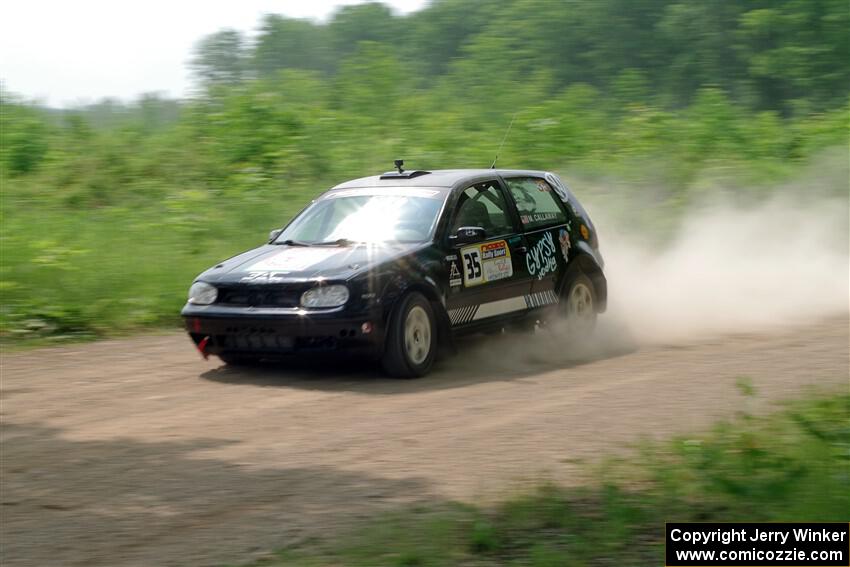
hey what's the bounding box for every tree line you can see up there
[193,0,849,113]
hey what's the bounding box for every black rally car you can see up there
[182,163,606,377]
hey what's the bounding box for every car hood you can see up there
[197,242,427,284]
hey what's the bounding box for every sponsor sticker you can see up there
[460,240,513,287]
[240,271,288,283]
[544,172,570,202]
[327,188,440,199]
[447,256,463,287]
[526,231,558,280]
[521,211,560,224]
[558,228,571,262]
[247,247,339,273]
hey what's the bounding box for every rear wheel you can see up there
[561,272,597,337]
[382,292,437,378]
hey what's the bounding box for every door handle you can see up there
[516,246,528,253]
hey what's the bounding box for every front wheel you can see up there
[382,292,437,378]
[561,272,597,337]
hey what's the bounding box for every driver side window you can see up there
[450,182,513,237]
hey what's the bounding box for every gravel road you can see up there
[2,317,847,566]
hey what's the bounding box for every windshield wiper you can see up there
[275,239,310,246]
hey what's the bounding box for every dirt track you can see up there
[1,317,848,566]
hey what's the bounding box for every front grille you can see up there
[215,327,338,352]
[217,285,300,308]
[219,330,296,351]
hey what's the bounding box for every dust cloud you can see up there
[592,191,849,345]
[450,162,848,375]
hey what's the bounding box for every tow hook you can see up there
[197,336,210,360]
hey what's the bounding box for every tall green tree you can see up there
[254,15,332,75]
[328,3,401,60]
[190,29,249,89]
[736,0,850,111]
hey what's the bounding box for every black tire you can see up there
[218,353,260,366]
[560,271,597,336]
[382,292,437,378]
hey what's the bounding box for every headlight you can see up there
[300,285,349,308]
[188,281,218,305]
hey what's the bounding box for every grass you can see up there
[0,187,311,343]
[245,391,849,566]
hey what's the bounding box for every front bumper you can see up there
[181,304,385,358]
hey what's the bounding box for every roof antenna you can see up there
[394,159,404,174]
[490,113,517,169]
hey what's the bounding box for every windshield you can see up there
[274,188,447,245]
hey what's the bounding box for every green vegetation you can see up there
[247,392,850,566]
[1,0,848,342]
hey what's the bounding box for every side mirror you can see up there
[268,229,282,243]
[449,226,486,246]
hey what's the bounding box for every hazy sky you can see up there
[0,0,427,107]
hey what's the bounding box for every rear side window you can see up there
[505,177,567,230]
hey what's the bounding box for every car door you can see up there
[502,176,574,308]
[443,180,533,328]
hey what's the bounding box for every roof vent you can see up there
[380,170,431,179]
[379,159,431,179]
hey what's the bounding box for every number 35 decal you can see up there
[461,240,513,287]
[463,250,482,283]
